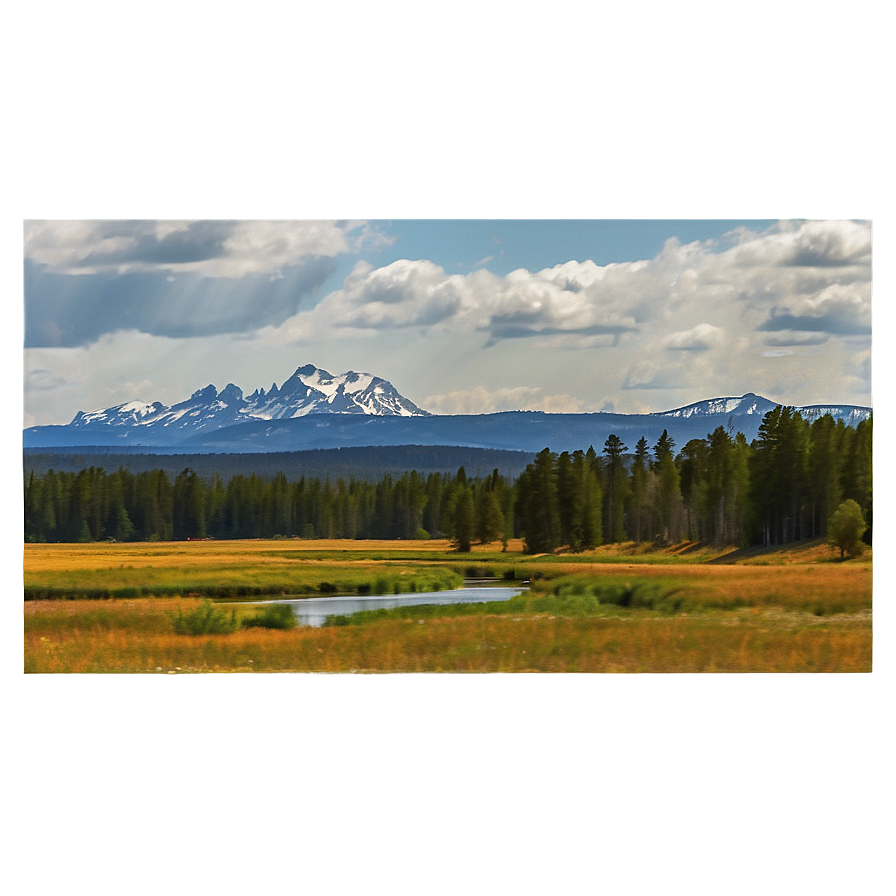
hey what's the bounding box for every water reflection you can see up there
[261,586,523,627]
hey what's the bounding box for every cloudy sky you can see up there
[23,219,872,426]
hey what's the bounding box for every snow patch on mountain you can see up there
[659,393,871,424]
[659,393,777,419]
[71,400,166,427]
[799,405,872,425]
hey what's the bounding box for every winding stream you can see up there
[260,582,524,627]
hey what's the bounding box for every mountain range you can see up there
[65,364,428,434]
[23,363,871,454]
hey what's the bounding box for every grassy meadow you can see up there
[23,538,872,673]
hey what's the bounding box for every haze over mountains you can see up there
[23,363,871,455]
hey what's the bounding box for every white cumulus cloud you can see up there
[662,323,724,351]
[273,220,872,349]
[423,386,595,415]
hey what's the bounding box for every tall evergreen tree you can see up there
[628,437,650,543]
[206,473,227,538]
[476,488,506,545]
[750,407,809,544]
[678,438,708,542]
[453,484,475,552]
[809,415,844,538]
[841,416,872,542]
[652,429,681,542]
[557,451,582,549]
[517,448,560,553]
[602,435,628,543]
[173,468,206,539]
[424,473,444,537]
[576,449,602,549]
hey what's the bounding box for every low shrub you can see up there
[550,577,684,613]
[241,604,297,630]
[813,601,847,617]
[171,600,238,635]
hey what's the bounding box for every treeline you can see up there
[22,444,534,483]
[23,465,514,549]
[516,408,872,551]
[24,407,871,552]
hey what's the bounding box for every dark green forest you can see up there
[24,407,871,552]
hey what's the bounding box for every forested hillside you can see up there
[24,408,871,551]
[22,444,534,483]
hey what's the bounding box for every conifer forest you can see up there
[24,407,871,552]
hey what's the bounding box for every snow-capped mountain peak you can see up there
[659,393,779,419]
[62,364,429,439]
[70,400,166,427]
[658,392,871,425]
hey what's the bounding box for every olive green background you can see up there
[0,0,896,896]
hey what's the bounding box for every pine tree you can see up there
[557,451,583,549]
[628,437,650,543]
[206,473,227,538]
[841,416,872,543]
[517,448,560,553]
[114,505,136,542]
[173,468,206,539]
[678,437,708,542]
[809,415,844,538]
[750,407,809,544]
[476,488,505,545]
[424,473,444,537]
[602,434,628,543]
[652,429,681,543]
[576,449,602,549]
[706,427,735,544]
[453,484,475,552]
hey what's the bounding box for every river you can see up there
[259,581,524,627]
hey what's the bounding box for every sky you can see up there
[23,218,871,426]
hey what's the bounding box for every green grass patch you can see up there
[24,565,462,600]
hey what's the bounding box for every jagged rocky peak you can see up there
[54,363,430,437]
[218,383,244,403]
[253,363,428,418]
[279,368,320,395]
[190,384,218,402]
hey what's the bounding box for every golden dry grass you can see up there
[23,540,463,597]
[24,598,871,673]
[24,539,405,572]
[23,537,519,574]
[23,538,873,673]
[527,562,872,612]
